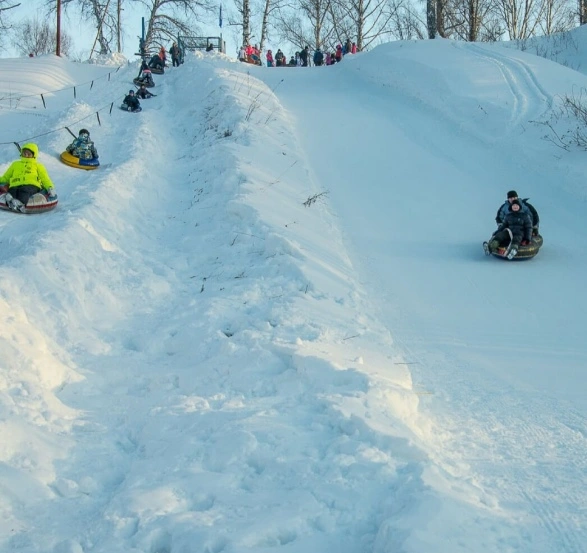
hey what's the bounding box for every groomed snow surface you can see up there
[0,31,586,553]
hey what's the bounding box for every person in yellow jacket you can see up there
[0,143,56,212]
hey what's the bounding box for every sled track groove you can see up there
[464,43,553,132]
[519,485,585,553]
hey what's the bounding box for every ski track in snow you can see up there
[462,43,553,132]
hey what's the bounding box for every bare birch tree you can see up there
[332,0,401,50]
[12,18,73,56]
[447,0,500,40]
[259,0,271,50]
[0,1,21,47]
[230,0,252,48]
[138,0,211,53]
[495,0,543,38]
[387,0,426,40]
[49,0,213,56]
[539,0,575,34]
[258,0,290,52]
[274,0,334,51]
[88,0,117,54]
[436,0,448,36]
[40,0,116,55]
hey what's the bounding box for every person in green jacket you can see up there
[0,143,55,212]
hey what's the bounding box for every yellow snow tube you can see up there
[60,151,100,170]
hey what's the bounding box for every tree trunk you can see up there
[427,0,436,38]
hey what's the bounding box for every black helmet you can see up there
[79,128,89,136]
[129,89,135,94]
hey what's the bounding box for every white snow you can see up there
[1,31,586,553]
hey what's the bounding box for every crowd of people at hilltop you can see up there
[239,38,358,68]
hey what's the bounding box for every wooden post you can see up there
[117,0,122,53]
[56,0,61,56]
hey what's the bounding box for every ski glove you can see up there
[46,188,56,198]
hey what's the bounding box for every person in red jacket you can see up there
[266,49,274,67]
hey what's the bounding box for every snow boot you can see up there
[5,192,25,212]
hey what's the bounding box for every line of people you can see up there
[122,84,155,112]
[265,40,358,68]
[143,42,183,74]
[2,41,182,214]
[238,44,262,65]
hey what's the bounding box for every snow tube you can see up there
[60,151,100,170]
[133,77,154,88]
[0,185,58,214]
[120,104,142,113]
[490,234,543,260]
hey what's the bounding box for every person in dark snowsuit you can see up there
[135,84,154,99]
[344,38,352,55]
[313,48,324,66]
[148,54,164,71]
[170,42,181,66]
[488,199,533,258]
[137,59,149,78]
[136,68,154,87]
[299,46,309,67]
[122,90,141,111]
[496,190,540,234]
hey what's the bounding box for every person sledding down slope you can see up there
[122,89,141,112]
[484,199,533,260]
[148,50,165,73]
[134,68,154,88]
[0,143,57,213]
[496,190,540,236]
[135,84,155,99]
[66,129,99,160]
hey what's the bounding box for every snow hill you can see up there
[0,33,586,553]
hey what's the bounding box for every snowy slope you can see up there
[0,39,586,553]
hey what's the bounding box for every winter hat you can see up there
[509,199,522,211]
[20,142,38,158]
[507,190,518,199]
